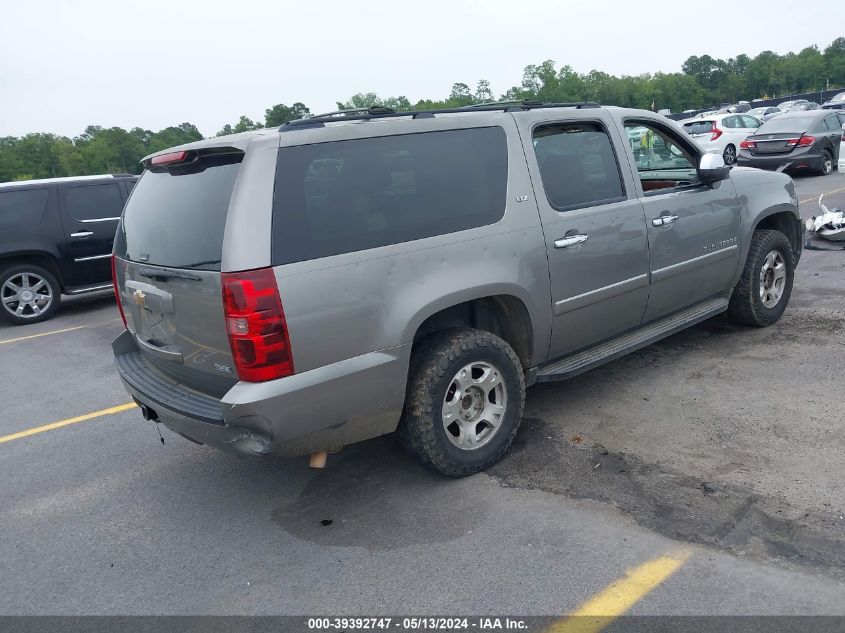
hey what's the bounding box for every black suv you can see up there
[0,174,136,324]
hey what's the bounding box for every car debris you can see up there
[806,195,845,242]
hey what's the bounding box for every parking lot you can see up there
[1,174,844,618]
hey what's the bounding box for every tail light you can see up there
[740,139,756,149]
[222,268,294,382]
[111,255,127,328]
[786,135,815,147]
[710,123,723,141]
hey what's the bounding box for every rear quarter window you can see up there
[683,121,713,135]
[271,127,508,265]
[0,188,50,229]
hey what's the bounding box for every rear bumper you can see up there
[736,149,825,172]
[113,330,410,457]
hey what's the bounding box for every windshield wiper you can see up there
[180,259,221,269]
[138,268,202,281]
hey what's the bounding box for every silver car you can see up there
[112,102,803,476]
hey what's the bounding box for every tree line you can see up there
[2,38,844,183]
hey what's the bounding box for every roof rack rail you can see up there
[280,101,600,131]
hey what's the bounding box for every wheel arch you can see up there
[0,251,65,290]
[409,291,537,370]
[752,209,803,260]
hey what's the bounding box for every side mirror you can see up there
[699,152,731,184]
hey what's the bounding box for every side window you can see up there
[63,183,124,221]
[623,121,700,194]
[724,116,742,129]
[741,115,761,128]
[532,122,625,211]
[272,127,508,265]
[0,188,50,229]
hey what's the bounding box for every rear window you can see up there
[0,188,49,229]
[114,154,242,270]
[271,127,507,265]
[757,116,816,133]
[683,121,713,135]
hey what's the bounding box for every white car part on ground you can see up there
[805,195,845,242]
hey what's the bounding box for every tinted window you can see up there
[721,116,739,129]
[824,115,842,131]
[683,120,713,135]
[533,122,624,210]
[758,116,816,133]
[64,183,124,221]
[0,188,49,229]
[114,154,242,270]
[271,127,507,264]
[741,115,761,128]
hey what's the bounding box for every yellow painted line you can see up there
[0,403,137,445]
[800,184,845,204]
[0,325,86,345]
[547,548,693,633]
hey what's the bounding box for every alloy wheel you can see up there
[442,361,508,451]
[759,250,786,309]
[1,272,54,320]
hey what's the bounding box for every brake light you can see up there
[111,255,127,328]
[796,135,815,147]
[150,151,189,166]
[710,123,723,141]
[222,268,294,382]
[740,139,756,149]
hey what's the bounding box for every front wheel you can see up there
[723,144,737,165]
[0,264,61,325]
[398,328,526,476]
[727,229,794,327]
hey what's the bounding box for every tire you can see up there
[819,150,833,175]
[0,264,61,325]
[398,328,526,477]
[727,229,794,327]
[723,144,737,165]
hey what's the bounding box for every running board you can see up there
[65,283,113,295]
[535,297,729,383]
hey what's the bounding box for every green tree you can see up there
[265,102,311,126]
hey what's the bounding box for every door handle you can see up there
[652,214,679,227]
[70,231,94,238]
[554,234,589,248]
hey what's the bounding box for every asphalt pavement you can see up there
[1,172,844,618]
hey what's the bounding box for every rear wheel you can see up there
[0,264,61,325]
[398,328,525,476]
[727,229,794,327]
[723,144,737,165]
[820,150,833,175]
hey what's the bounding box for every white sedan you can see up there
[679,113,762,165]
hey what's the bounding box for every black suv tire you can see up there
[0,263,61,325]
[727,229,794,327]
[398,328,525,477]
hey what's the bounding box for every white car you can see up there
[839,123,845,172]
[679,113,762,165]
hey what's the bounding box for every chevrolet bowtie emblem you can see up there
[132,288,146,307]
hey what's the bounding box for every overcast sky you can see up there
[1,0,839,138]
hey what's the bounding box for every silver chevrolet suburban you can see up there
[112,102,802,476]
